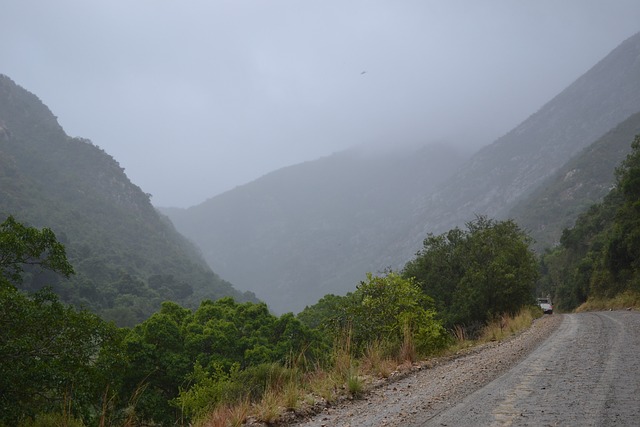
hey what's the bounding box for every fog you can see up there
[2,1,639,207]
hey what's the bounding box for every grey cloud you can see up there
[2,1,639,206]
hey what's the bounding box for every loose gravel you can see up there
[288,314,562,427]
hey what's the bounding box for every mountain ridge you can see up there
[163,143,467,313]
[0,74,256,325]
[391,30,640,263]
[165,31,640,314]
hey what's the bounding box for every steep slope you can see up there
[393,31,640,261]
[163,144,466,313]
[167,31,640,314]
[0,75,255,325]
[509,111,640,251]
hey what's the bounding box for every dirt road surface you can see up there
[292,311,640,427]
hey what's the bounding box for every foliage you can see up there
[0,215,74,287]
[348,272,448,355]
[540,135,640,311]
[0,284,122,426]
[299,272,449,358]
[403,216,539,329]
[118,298,322,425]
[0,216,320,426]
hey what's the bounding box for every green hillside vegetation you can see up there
[2,213,540,426]
[402,216,538,332]
[510,111,640,251]
[539,135,640,311]
[0,75,256,325]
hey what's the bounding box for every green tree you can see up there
[404,216,538,329]
[0,215,74,288]
[0,217,121,426]
[605,135,640,287]
[540,136,640,310]
[452,217,538,325]
[402,228,466,317]
[326,272,449,356]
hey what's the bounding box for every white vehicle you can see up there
[537,297,553,314]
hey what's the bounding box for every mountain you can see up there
[509,111,640,251]
[165,31,640,314]
[162,144,467,313]
[391,31,640,261]
[0,74,256,326]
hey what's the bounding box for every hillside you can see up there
[391,31,640,261]
[0,74,256,325]
[509,111,640,251]
[165,31,640,314]
[163,144,466,313]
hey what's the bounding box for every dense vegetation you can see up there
[539,135,640,311]
[0,216,321,426]
[2,212,541,426]
[402,216,539,332]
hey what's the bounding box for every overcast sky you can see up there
[2,1,640,207]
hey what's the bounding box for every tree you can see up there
[344,271,446,354]
[0,215,74,288]
[404,216,539,329]
[606,135,640,285]
[452,217,539,325]
[540,136,640,310]
[0,216,121,425]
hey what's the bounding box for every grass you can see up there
[347,371,364,397]
[193,399,250,427]
[575,290,640,312]
[192,307,544,425]
[361,341,396,378]
[254,388,281,424]
[477,306,541,343]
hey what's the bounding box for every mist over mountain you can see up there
[165,31,640,314]
[0,75,256,325]
[390,31,640,263]
[162,143,467,313]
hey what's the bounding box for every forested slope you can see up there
[0,74,256,325]
[539,135,640,311]
[509,111,640,251]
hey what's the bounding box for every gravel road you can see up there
[292,311,640,426]
[424,311,640,426]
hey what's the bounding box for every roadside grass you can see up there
[192,306,543,425]
[477,306,542,343]
[575,290,640,312]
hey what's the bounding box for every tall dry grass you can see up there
[478,307,539,343]
[575,290,640,312]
